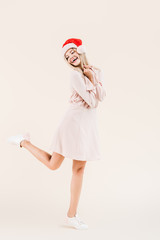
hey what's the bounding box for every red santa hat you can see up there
[62,38,86,56]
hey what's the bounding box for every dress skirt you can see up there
[49,103,102,161]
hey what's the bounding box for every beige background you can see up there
[0,0,160,239]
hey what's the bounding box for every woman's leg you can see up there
[20,140,64,170]
[67,159,87,217]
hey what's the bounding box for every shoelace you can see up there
[75,214,86,225]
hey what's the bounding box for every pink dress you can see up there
[49,67,107,161]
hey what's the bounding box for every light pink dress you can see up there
[49,67,107,161]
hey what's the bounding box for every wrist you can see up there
[89,74,95,82]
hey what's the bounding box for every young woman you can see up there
[7,38,107,230]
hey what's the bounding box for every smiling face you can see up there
[64,48,81,67]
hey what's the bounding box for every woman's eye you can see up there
[66,50,74,60]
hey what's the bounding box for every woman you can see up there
[7,38,107,230]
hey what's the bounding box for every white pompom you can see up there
[77,45,86,54]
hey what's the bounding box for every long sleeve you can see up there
[70,70,98,108]
[92,69,107,101]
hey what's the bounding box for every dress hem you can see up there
[49,148,102,161]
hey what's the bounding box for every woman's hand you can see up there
[83,64,95,84]
[83,64,93,70]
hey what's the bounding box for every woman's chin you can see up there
[71,63,80,67]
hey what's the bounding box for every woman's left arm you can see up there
[93,69,107,102]
[83,64,107,102]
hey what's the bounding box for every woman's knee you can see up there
[49,164,59,170]
[72,160,87,174]
[49,152,65,170]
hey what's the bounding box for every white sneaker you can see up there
[66,213,88,230]
[7,132,31,148]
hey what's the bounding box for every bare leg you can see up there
[20,140,64,170]
[67,160,87,217]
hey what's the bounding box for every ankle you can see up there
[20,139,30,148]
[67,211,76,218]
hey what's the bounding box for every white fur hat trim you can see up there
[62,43,86,56]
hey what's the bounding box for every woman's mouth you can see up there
[71,57,78,63]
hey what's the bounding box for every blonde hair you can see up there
[63,47,100,78]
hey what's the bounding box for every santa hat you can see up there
[62,38,86,56]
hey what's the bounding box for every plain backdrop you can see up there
[0,0,160,239]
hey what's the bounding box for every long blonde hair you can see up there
[63,47,100,78]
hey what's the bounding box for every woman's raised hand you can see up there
[83,64,93,70]
[83,64,94,82]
